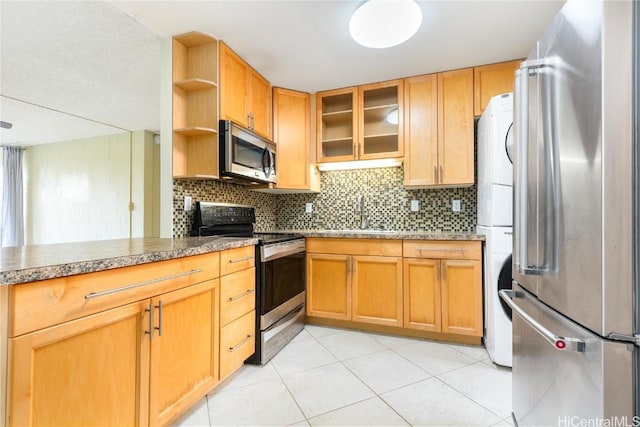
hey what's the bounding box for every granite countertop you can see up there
[0,236,258,286]
[270,229,486,241]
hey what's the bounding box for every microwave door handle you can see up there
[268,150,275,177]
[261,147,270,177]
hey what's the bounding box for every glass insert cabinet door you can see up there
[358,80,403,160]
[316,81,403,163]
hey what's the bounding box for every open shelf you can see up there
[174,127,217,136]
[172,31,219,178]
[174,78,217,91]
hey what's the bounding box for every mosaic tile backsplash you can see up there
[173,167,477,237]
[173,180,277,238]
[276,166,476,232]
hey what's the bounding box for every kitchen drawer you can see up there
[220,267,256,326]
[403,241,481,260]
[220,310,256,379]
[306,238,402,257]
[220,246,255,276]
[10,252,220,337]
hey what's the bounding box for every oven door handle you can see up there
[261,241,306,262]
[264,304,305,342]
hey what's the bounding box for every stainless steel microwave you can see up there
[219,120,276,184]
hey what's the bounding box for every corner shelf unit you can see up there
[172,32,219,179]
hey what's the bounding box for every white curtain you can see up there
[1,145,25,246]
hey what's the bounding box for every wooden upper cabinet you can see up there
[273,87,313,190]
[473,59,522,116]
[358,80,403,160]
[316,80,403,163]
[437,68,474,186]
[248,69,272,138]
[220,42,248,126]
[403,74,438,187]
[404,68,474,188]
[316,87,358,162]
[219,42,272,139]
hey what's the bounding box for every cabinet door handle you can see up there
[84,269,203,300]
[440,165,443,183]
[145,303,154,341]
[155,300,163,337]
[443,263,447,282]
[229,334,253,353]
[229,289,255,302]
[433,166,437,183]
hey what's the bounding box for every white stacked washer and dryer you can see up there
[477,93,513,368]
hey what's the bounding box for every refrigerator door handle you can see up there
[500,289,586,352]
[514,67,532,275]
[514,59,555,276]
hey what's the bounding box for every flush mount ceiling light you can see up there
[349,0,423,49]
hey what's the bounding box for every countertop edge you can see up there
[1,237,258,287]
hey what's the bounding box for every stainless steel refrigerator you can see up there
[499,0,640,424]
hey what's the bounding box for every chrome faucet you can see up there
[356,195,369,229]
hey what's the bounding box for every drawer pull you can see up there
[416,248,465,253]
[229,334,253,353]
[229,289,255,302]
[84,269,203,300]
[229,256,253,264]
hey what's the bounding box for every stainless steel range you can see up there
[191,202,306,364]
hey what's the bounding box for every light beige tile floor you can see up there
[172,325,513,427]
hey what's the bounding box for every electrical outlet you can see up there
[305,202,313,213]
[184,196,192,212]
[452,199,461,212]
[410,200,420,212]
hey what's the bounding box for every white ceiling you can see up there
[0,0,564,146]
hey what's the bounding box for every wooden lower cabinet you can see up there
[149,280,220,426]
[440,259,482,336]
[220,310,256,379]
[9,280,221,427]
[306,253,350,320]
[306,239,403,327]
[9,301,150,426]
[307,238,483,342]
[5,250,238,427]
[403,241,483,337]
[403,258,441,332]
[352,256,403,327]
